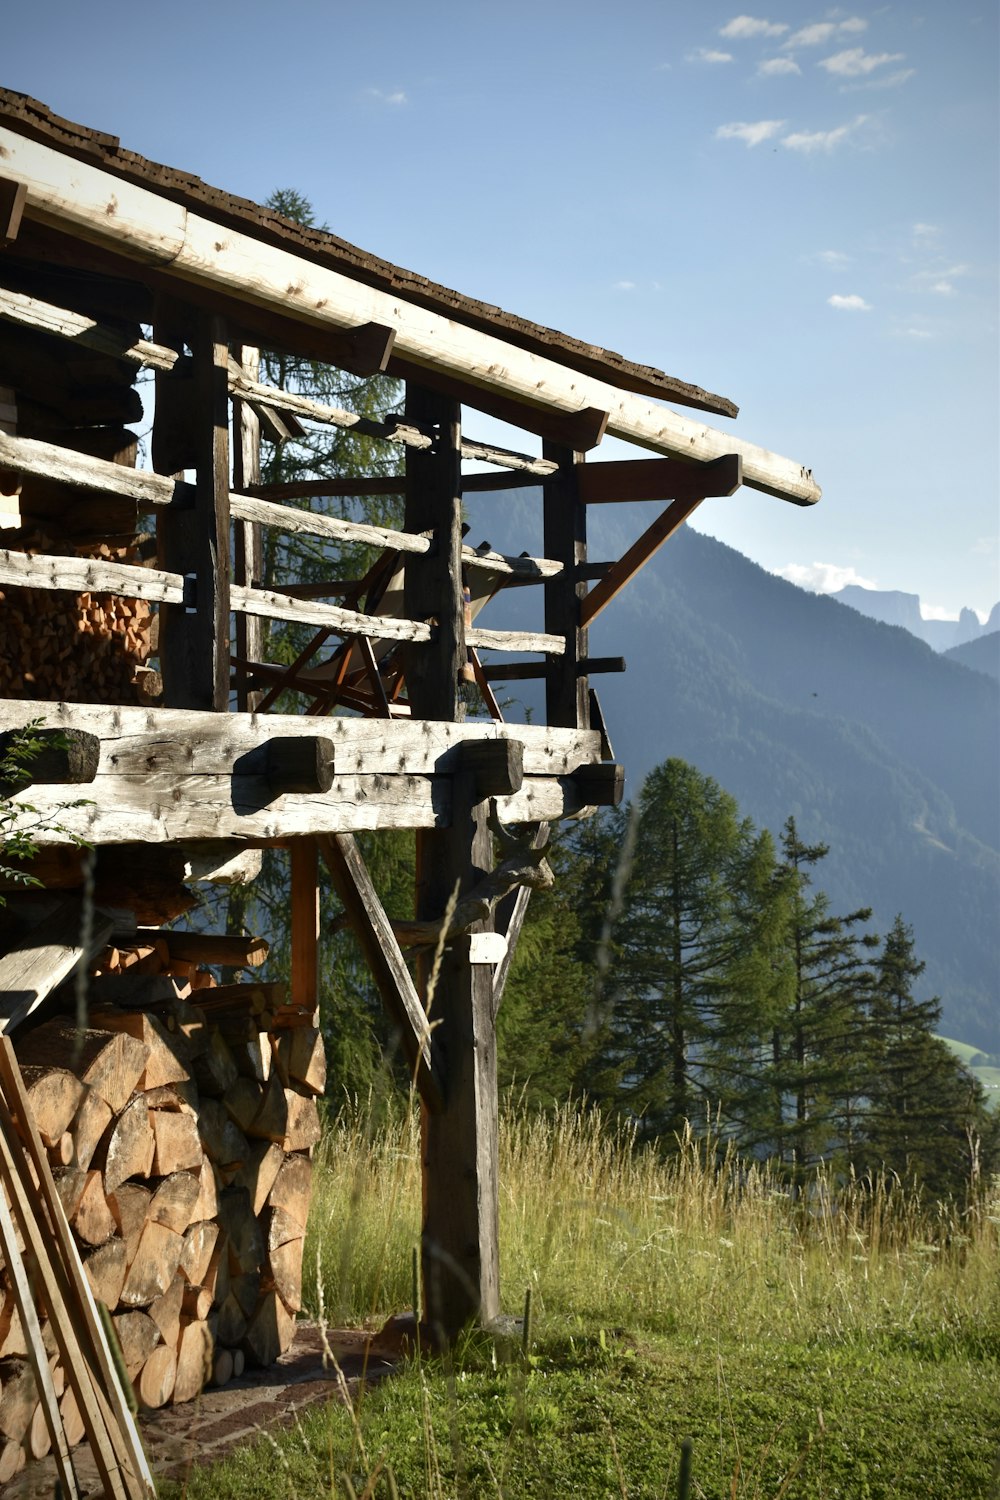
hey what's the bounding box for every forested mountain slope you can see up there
[476,504,998,1052]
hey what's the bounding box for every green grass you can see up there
[164,1102,1000,1499]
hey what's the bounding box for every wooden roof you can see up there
[0,90,735,418]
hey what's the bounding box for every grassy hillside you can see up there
[163,1103,1000,1499]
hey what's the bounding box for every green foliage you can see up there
[0,720,92,903]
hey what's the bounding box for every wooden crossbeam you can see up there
[580,493,708,626]
[491,822,550,1018]
[317,833,444,1111]
[576,452,743,505]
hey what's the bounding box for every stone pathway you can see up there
[5,1323,399,1498]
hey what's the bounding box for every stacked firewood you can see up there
[0,530,156,704]
[0,931,324,1464]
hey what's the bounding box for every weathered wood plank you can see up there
[318,833,443,1111]
[231,582,432,641]
[0,430,190,509]
[0,127,821,505]
[0,545,184,602]
[0,285,179,368]
[0,701,603,776]
[230,490,430,556]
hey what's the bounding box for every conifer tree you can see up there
[861,915,996,1198]
[768,818,878,1175]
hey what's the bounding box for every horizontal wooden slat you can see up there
[6,771,595,842]
[228,490,431,556]
[460,440,557,476]
[230,583,432,641]
[0,285,180,368]
[0,546,184,602]
[465,625,565,655]
[0,700,602,777]
[0,430,191,509]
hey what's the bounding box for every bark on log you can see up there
[98,1095,153,1194]
[112,1310,161,1379]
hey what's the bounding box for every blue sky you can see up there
[5,1,998,618]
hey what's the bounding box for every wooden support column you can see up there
[543,443,589,730]
[233,344,263,711]
[404,384,500,1340]
[154,300,231,710]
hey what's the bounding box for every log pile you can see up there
[0,530,157,704]
[0,928,324,1464]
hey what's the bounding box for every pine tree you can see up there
[768,818,878,1176]
[597,761,775,1144]
[861,915,996,1198]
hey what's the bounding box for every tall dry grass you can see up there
[303,1096,999,1350]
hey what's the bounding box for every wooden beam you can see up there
[543,443,589,729]
[1,125,820,504]
[0,546,185,602]
[317,833,443,1111]
[156,305,231,710]
[0,430,193,509]
[0,701,603,776]
[479,655,624,682]
[398,362,610,453]
[575,452,743,505]
[233,344,264,712]
[0,284,179,367]
[580,493,706,627]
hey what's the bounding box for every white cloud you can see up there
[971,536,997,556]
[783,17,867,48]
[720,15,788,39]
[613,280,637,292]
[715,118,786,147]
[921,602,960,622]
[783,116,866,152]
[814,249,851,268]
[775,562,878,594]
[903,327,933,338]
[366,87,407,105]
[913,222,939,240]
[758,56,801,76]
[828,293,871,310]
[930,280,956,296]
[841,67,915,91]
[820,47,905,77]
[688,47,735,63]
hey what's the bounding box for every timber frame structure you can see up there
[0,92,820,1350]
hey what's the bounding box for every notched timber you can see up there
[576,452,742,504]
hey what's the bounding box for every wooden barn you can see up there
[0,90,819,1491]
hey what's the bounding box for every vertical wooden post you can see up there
[290,839,320,1022]
[543,443,589,729]
[233,345,263,712]
[404,384,500,1340]
[154,301,231,710]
